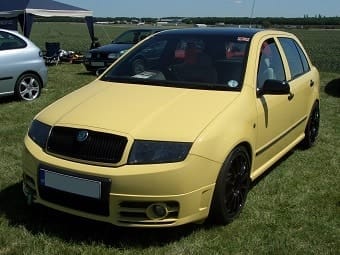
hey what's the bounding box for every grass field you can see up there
[0,23,339,255]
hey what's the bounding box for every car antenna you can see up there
[249,0,256,28]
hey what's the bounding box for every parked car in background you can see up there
[83,28,163,72]
[23,28,320,228]
[0,29,47,101]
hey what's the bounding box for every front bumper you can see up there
[22,135,221,227]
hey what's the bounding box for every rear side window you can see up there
[279,37,310,79]
[0,31,27,50]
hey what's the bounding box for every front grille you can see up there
[47,126,127,164]
[92,52,108,60]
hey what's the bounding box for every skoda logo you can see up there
[76,130,89,142]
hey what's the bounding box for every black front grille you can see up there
[92,52,108,60]
[47,127,127,164]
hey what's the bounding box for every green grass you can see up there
[0,23,339,254]
[290,29,340,73]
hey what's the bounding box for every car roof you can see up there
[0,28,29,41]
[0,28,21,35]
[156,27,263,38]
[122,28,164,33]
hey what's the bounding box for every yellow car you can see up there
[22,28,320,227]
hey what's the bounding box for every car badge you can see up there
[76,130,89,142]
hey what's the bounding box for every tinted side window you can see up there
[0,31,26,50]
[257,38,286,89]
[279,37,309,79]
[295,41,310,72]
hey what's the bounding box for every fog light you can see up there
[153,204,166,217]
[146,203,168,219]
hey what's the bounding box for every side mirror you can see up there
[258,79,290,97]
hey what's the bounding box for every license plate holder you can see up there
[91,61,105,67]
[39,168,102,199]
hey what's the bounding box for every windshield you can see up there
[113,30,155,44]
[102,32,250,91]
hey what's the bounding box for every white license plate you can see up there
[39,169,101,199]
[91,61,105,67]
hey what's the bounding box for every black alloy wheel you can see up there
[301,102,320,149]
[209,145,251,225]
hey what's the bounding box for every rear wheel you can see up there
[209,146,251,225]
[301,102,320,149]
[15,73,42,101]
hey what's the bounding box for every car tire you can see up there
[15,73,42,101]
[301,102,320,149]
[209,145,251,225]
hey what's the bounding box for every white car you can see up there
[0,29,47,101]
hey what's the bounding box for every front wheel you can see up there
[209,146,251,225]
[15,73,42,101]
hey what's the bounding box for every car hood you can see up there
[91,43,133,53]
[37,81,239,141]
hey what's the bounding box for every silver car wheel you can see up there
[15,73,41,101]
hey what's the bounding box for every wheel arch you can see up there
[237,141,253,166]
[208,142,252,225]
[218,141,253,178]
[205,141,253,187]
[304,99,320,130]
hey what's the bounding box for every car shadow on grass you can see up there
[0,182,200,247]
[77,71,96,76]
[250,149,295,188]
[0,151,299,247]
[0,95,17,104]
[324,78,340,97]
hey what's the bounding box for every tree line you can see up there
[35,16,340,27]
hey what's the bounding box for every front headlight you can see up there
[128,140,192,164]
[28,119,51,149]
[107,52,120,59]
[108,50,126,59]
[119,49,128,55]
[85,52,91,58]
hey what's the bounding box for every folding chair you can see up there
[44,42,61,65]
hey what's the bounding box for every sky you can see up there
[57,0,340,18]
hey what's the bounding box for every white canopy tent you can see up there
[0,0,94,39]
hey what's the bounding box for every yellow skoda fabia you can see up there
[22,28,320,227]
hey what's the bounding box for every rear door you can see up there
[277,36,315,134]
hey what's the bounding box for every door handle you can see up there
[310,80,314,87]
